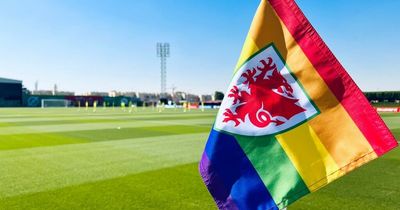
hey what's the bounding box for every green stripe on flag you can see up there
[234,134,310,208]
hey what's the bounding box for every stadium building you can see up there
[0,77,23,107]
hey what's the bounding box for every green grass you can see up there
[370,102,400,107]
[0,124,210,150]
[0,108,398,210]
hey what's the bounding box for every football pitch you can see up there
[0,108,398,210]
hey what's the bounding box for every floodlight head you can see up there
[156,42,170,57]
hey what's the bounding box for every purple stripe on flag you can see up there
[199,129,278,210]
[200,152,239,209]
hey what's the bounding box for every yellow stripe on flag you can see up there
[235,34,259,71]
[276,123,342,192]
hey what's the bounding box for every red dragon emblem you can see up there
[223,56,306,128]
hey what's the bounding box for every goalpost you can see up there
[41,99,70,108]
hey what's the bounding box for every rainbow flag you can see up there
[199,0,398,209]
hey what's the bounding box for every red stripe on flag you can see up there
[268,0,397,155]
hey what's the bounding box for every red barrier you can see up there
[375,107,400,112]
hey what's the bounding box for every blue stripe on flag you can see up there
[200,129,278,210]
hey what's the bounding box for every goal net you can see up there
[41,99,70,108]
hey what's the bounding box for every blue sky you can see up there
[0,0,399,94]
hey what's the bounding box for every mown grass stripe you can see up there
[0,118,213,135]
[391,128,400,142]
[0,133,208,198]
[0,163,216,210]
[0,114,214,127]
[0,124,211,150]
[0,113,216,123]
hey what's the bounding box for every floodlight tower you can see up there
[157,42,170,98]
[53,83,58,95]
[34,80,38,94]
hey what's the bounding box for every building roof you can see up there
[0,77,22,84]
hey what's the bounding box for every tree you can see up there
[214,91,224,101]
